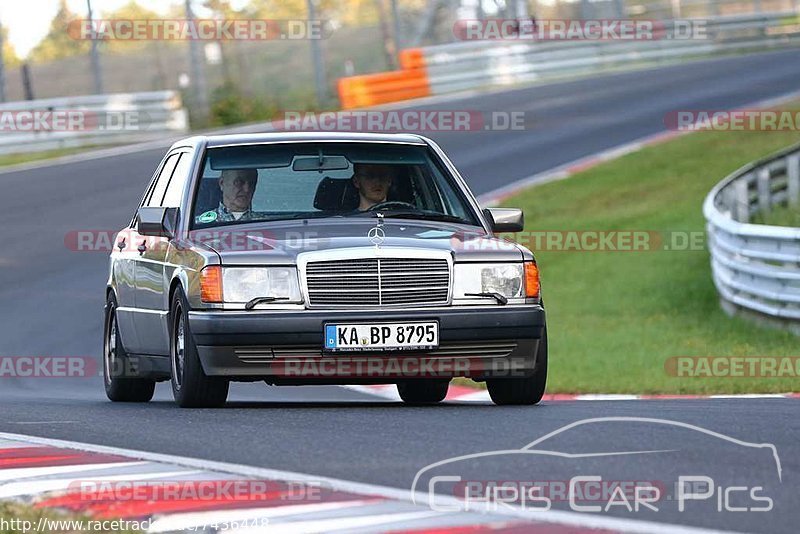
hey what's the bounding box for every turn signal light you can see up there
[524,261,540,298]
[200,266,223,303]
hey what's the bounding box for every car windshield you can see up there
[190,142,481,228]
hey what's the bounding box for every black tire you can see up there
[487,326,548,406]
[170,290,229,408]
[103,293,156,402]
[397,379,449,404]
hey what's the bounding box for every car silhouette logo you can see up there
[368,226,385,245]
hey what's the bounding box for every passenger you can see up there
[197,168,259,223]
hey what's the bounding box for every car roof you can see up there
[170,132,429,151]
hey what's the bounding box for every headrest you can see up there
[313,177,359,211]
[196,178,222,214]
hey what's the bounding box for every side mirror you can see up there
[483,208,524,233]
[137,207,179,238]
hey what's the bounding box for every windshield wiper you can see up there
[245,296,289,310]
[377,211,473,225]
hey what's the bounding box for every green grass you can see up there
[482,126,800,394]
[0,502,142,533]
[752,203,800,227]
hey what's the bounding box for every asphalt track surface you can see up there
[1,49,799,532]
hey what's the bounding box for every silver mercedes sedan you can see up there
[104,132,547,407]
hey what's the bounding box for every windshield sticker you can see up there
[197,210,218,223]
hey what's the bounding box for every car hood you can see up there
[188,219,525,264]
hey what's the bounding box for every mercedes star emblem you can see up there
[368,226,385,246]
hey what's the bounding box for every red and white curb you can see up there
[0,433,552,533]
[0,432,740,534]
[343,385,800,403]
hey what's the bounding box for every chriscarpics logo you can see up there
[411,417,780,516]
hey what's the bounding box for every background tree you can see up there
[29,0,89,63]
[102,1,162,54]
[2,26,20,68]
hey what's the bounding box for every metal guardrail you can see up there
[338,11,800,108]
[0,90,188,155]
[703,143,800,328]
[421,12,800,95]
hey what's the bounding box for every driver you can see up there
[352,163,397,211]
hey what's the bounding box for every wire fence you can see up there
[2,0,796,128]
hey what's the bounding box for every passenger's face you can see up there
[353,166,393,206]
[219,171,256,212]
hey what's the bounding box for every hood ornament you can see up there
[368,213,385,247]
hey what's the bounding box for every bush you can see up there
[209,83,278,127]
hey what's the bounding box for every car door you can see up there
[112,222,141,354]
[134,150,192,355]
[113,152,174,355]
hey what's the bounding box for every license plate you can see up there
[324,322,439,352]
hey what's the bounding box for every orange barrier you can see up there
[337,48,430,109]
[398,48,426,70]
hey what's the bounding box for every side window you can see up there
[161,152,192,208]
[145,153,180,207]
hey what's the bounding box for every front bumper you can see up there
[188,305,545,382]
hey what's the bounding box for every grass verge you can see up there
[461,123,800,394]
[752,203,800,227]
[0,146,115,168]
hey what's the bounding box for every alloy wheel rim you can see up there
[172,307,185,390]
[104,308,116,386]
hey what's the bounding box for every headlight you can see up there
[220,267,302,303]
[453,263,524,300]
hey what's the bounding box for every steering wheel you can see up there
[367,200,417,212]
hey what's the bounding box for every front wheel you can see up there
[397,379,449,404]
[103,293,155,402]
[170,290,229,408]
[487,327,548,406]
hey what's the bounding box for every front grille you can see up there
[305,257,450,307]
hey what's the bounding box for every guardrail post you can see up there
[307,0,329,106]
[0,20,6,102]
[788,154,800,207]
[21,63,34,101]
[757,168,772,215]
[86,0,104,94]
[734,178,750,222]
[185,0,209,125]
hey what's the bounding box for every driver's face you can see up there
[353,165,393,207]
[219,170,257,212]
